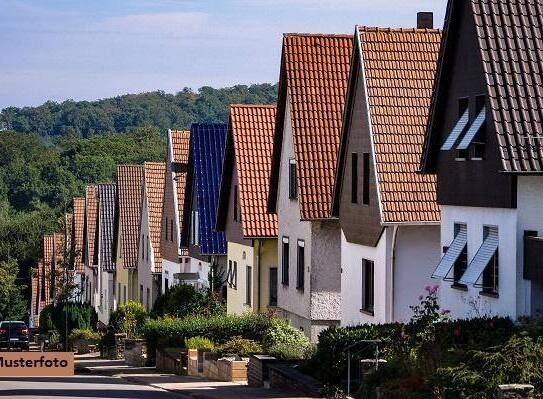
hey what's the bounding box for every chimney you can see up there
[417,12,434,29]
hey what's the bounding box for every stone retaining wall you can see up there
[124,339,147,367]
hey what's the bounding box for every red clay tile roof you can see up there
[170,130,190,256]
[85,185,98,266]
[144,162,166,273]
[117,165,144,269]
[42,235,54,304]
[360,27,441,223]
[231,104,278,237]
[269,33,353,220]
[31,267,39,322]
[72,198,85,273]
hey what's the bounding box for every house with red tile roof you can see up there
[332,21,441,325]
[268,33,352,341]
[138,162,166,311]
[420,0,543,319]
[72,197,86,302]
[115,164,145,305]
[96,183,117,324]
[217,104,279,314]
[160,130,195,293]
[83,185,99,306]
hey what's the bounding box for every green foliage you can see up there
[1,84,278,137]
[217,336,262,357]
[151,284,225,318]
[433,335,543,399]
[68,328,101,344]
[262,318,313,361]
[185,336,215,350]
[0,259,27,321]
[108,301,148,339]
[144,313,273,364]
[38,302,98,342]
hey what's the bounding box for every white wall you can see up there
[341,229,388,326]
[516,176,543,316]
[276,99,312,324]
[226,242,254,315]
[137,197,156,311]
[439,205,518,319]
[394,225,441,322]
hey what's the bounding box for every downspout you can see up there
[256,239,262,312]
[389,226,399,323]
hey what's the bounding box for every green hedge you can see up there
[39,302,98,341]
[309,317,514,384]
[143,313,273,364]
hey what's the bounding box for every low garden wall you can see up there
[72,339,98,354]
[248,354,278,387]
[156,348,187,375]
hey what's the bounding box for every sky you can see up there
[0,0,447,109]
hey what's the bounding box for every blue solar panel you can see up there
[191,123,227,255]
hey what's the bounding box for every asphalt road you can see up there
[0,374,184,399]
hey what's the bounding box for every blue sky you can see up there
[0,0,446,109]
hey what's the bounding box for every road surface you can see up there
[0,374,184,399]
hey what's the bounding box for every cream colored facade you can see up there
[226,239,278,314]
[114,225,139,305]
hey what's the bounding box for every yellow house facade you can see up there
[216,104,279,315]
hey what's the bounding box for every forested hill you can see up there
[0,83,278,137]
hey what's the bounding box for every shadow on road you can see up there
[0,389,177,398]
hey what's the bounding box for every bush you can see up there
[68,328,101,344]
[38,302,98,342]
[433,335,543,399]
[108,301,148,338]
[263,318,312,361]
[185,336,215,350]
[144,313,273,364]
[152,284,225,318]
[217,336,262,357]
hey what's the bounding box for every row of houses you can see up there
[31,1,543,341]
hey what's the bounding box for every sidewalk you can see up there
[75,354,315,399]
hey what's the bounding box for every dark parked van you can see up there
[0,321,30,350]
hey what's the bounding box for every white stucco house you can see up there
[420,0,543,319]
[267,33,352,341]
[137,162,166,312]
[331,25,442,326]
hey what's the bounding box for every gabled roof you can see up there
[117,165,144,269]
[84,185,98,266]
[268,33,353,220]
[72,197,85,273]
[334,27,440,224]
[421,0,543,173]
[169,130,190,256]
[144,162,166,272]
[43,234,55,270]
[98,183,116,272]
[191,123,227,255]
[217,105,278,238]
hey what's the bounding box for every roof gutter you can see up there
[382,221,440,227]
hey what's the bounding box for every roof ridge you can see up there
[358,26,442,34]
[170,129,190,134]
[283,32,351,38]
[230,104,277,109]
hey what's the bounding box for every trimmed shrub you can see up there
[152,284,225,318]
[108,301,148,338]
[39,302,98,341]
[217,336,262,357]
[144,313,273,364]
[262,318,312,360]
[185,336,215,350]
[69,328,101,344]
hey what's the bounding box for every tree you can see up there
[0,259,27,321]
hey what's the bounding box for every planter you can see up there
[203,354,249,382]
